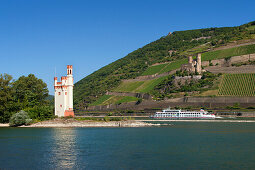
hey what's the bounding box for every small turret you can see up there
[54,77,57,86]
[67,65,73,75]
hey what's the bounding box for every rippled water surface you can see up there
[1,122,255,169]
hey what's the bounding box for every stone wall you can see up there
[206,65,255,74]
[202,53,255,67]
[85,96,255,111]
[106,91,152,100]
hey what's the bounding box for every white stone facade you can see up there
[54,65,74,117]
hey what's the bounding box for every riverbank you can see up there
[0,124,9,127]
[2,118,255,128]
[27,118,162,127]
[138,119,255,122]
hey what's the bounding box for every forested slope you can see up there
[74,21,255,110]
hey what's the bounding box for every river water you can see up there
[0,122,255,169]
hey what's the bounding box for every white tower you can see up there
[54,65,74,117]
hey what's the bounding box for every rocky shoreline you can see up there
[1,120,161,128]
[0,124,9,127]
[2,119,255,128]
[26,119,162,128]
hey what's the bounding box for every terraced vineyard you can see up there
[202,44,255,61]
[218,73,255,96]
[141,63,168,76]
[113,76,167,93]
[141,58,187,76]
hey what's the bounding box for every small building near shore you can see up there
[54,65,74,117]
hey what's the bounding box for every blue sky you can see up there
[0,0,254,94]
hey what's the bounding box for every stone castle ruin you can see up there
[181,54,202,74]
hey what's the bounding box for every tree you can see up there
[13,74,49,108]
[0,74,18,123]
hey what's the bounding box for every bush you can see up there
[104,116,110,122]
[24,106,54,121]
[110,117,122,121]
[9,110,32,127]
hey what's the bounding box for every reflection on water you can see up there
[1,123,255,169]
[50,128,78,169]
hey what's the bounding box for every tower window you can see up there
[60,105,62,107]
[58,92,61,95]
[65,92,67,95]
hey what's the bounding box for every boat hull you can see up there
[151,116,215,119]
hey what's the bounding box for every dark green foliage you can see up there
[74,21,255,109]
[0,74,19,123]
[24,106,54,121]
[136,98,142,105]
[0,73,52,123]
[104,116,122,121]
[226,103,241,110]
[9,110,32,127]
[13,74,49,109]
[75,117,102,121]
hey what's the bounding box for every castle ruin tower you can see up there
[196,53,202,74]
[54,65,74,117]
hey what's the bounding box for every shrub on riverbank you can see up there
[9,110,32,127]
[24,106,54,121]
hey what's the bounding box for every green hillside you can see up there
[141,63,168,76]
[141,44,255,76]
[113,76,167,93]
[218,74,255,96]
[113,81,145,92]
[202,44,255,61]
[74,21,255,109]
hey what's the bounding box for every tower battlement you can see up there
[54,65,74,117]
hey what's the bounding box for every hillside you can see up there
[74,21,255,111]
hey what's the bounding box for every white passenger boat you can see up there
[151,107,215,119]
